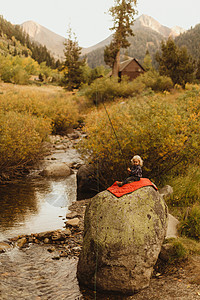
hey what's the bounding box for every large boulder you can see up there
[77,186,168,294]
[77,164,101,200]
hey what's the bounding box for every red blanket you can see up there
[107,178,157,198]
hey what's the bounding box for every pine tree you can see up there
[62,27,85,91]
[156,38,195,88]
[104,0,137,77]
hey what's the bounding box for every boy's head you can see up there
[131,155,143,166]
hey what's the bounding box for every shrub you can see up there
[0,111,51,172]
[80,71,173,106]
[78,87,200,187]
[178,204,200,240]
[134,70,173,92]
[0,87,82,135]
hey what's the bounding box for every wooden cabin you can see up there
[118,58,145,80]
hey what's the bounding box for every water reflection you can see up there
[0,174,76,240]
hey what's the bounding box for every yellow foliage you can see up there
[79,86,200,186]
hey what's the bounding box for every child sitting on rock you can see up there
[116,155,143,187]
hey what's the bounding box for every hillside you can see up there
[175,23,200,59]
[86,26,165,68]
[0,16,57,68]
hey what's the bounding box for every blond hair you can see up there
[131,155,143,166]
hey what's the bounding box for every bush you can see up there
[0,84,84,178]
[0,111,51,172]
[0,87,82,135]
[178,204,200,240]
[78,87,200,187]
[80,71,173,106]
[134,70,173,92]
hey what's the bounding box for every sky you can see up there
[1,0,200,48]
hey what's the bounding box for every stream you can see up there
[0,142,82,241]
[0,136,88,299]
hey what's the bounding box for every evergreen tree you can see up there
[62,27,85,91]
[156,38,195,88]
[104,0,137,77]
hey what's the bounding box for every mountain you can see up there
[21,21,66,60]
[21,15,186,66]
[133,15,185,37]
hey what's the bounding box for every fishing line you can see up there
[102,100,128,169]
[94,87,100,300]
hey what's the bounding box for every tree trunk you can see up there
[112,50,120,77]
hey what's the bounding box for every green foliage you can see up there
[168,240,188,263]
[134,70,173,92]
[0,53,60,84]
[168,165,200,206]
[81,77,133,103]
[143,50,153,71]
[79,87,200,187]
[81,64,109,85]
[104,41,119,68]
[156,38,195,88]
[80,72,173,105]
[62,27,85,91]
[178,204,200,240]
[105,0,137,74]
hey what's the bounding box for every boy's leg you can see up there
[122,176,140,185]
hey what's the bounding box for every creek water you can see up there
[0,146,82,241]
[0,175,76,240]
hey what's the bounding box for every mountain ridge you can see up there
[21,15,185,61]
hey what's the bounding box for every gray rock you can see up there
[40,162,71,177]
[159,185,173,199]
[66,211,79,219]
[63,228,72,236]
[166,214,179,238]
[76,164,100,200]
[77,186,168,294]
[65,218,80,227]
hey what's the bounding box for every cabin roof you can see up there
[119,58,145,72]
